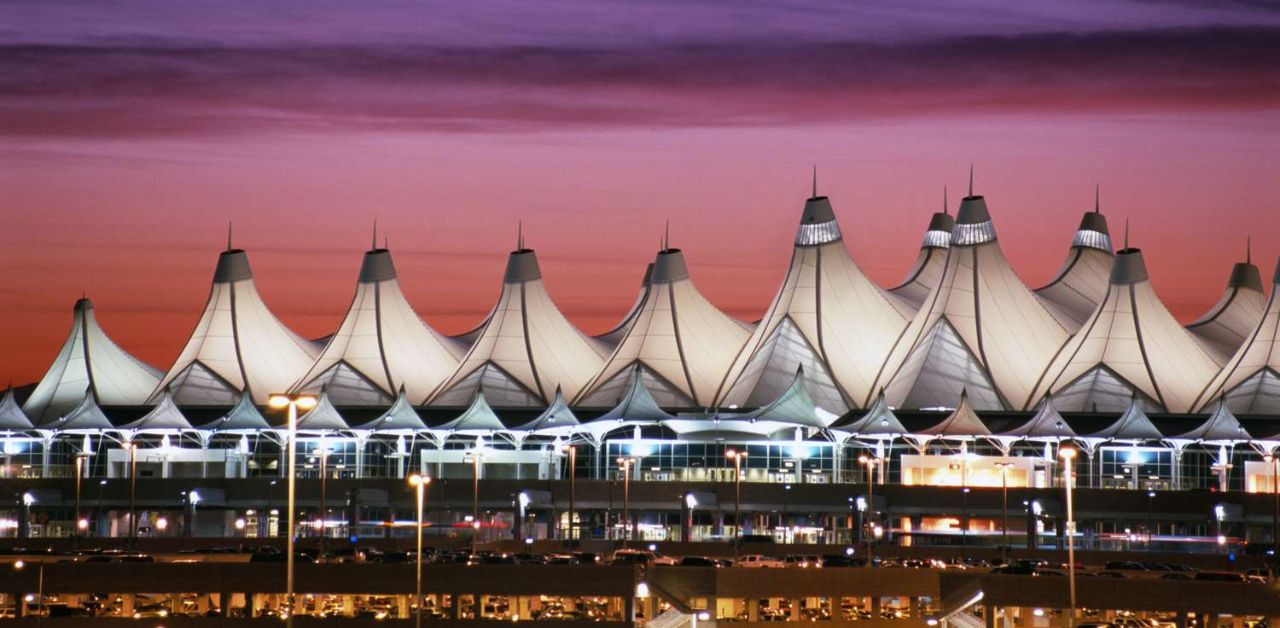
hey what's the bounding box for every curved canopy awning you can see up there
[119,389,195,434]
[434,391,507,436]
[0,388,34,431]
[1170,399,1247,444]
[1002,392,1076,440]
[44,390,114,433]
[1086,394,1163,441]
[199,389,273,433]
[351,387,430,434]
[512,387,580,436]
[294,390,351,433]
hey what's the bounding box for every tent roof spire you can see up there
[663,220,670,251]
[811,165,817,198]
[372,220,378,251]
[967,164,974,197]
[943,185,949,215]
[226,221,233,252]
[1247,236,1252,264]
[1094,185,1101,214]
[517,221,524,251]
[1124,218,1130,250]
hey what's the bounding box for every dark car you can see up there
[677,556,719,567]
[1194,571,1247,582]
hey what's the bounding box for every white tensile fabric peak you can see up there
[1172,399,1246,443]
[152,248,319,406]
[1186,259,1266,365]
[201,389,272,432]
[119,389,194,433]
[351,387,430,433]
[1195,257,1280,414]
[715,195,909,414]
[875,195,1068,411]
[917,389,991,438]
[738,367,831,429]
[576,248,749,409]
[1003,393,1076,439]
[294,390,350,432]
[1089,394,1163,441]
[293,247,462,406]
[889,210,954,311]
[1035,210,1114,331]
[0,389,34,430]
[514,387,580,436]
[23,298,161,423]
[595,264,654,348]
[435,391,507,434]
[594,366,677,423]
[45,389,114,432]
[843,389,909,437]
[430,248,605,408]
[1029,248,1221,414]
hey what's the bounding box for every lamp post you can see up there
[995,462,1013,560]
[1268,454,1279,569]
[127,443,137,548]
[726,450,747,559]
[14,559,44,627]
[464,449,483,555]
[96,480,106,538]
[1146,491,1156,552]
[858,455,879,568]
[73,453,87,545]
[1060,447,1078,628]
[562,444,576,543]
[268,392,319,628]
[618,457,635,547]
[408,474,430,628]
[317,447,329,555]
[961,487,971,556]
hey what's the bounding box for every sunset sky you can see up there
[1,0,1278,385]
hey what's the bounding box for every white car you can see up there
[737,554,785,568]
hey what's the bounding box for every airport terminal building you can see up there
[4,186,1280,550]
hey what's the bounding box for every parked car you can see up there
[784,555,822,568]
[736,554,785,568]
[1194,571,1247,582]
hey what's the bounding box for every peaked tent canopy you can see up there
[351,387,430,433]
[430,245,606,408]
[576,246,750,409]
[737,368,830,429]
[1186,257,1266,365]
[200,390,272,432]
[1196,258,1280,414]
[0,389,34,430]
[513,387,580,435]
[889,205,955,311]
[293,390,350,432]
[1035,206,1114,331]
[1029,247,1221,413]
[596,264,654,347]
[875,192,1067,411]
[435,391,507,434]
[119,390,194,432]
[593,366,677,423]
[1173,400,1246,443]
[1003,393,1076,439]
[843,390,910,437]
[23,298,162,423]
[715,194,909,414]
[917,390,991,437]
[1088,395,1163,440]
[292,245,463,405]
[44,390,114,431]
[153,247,319,406]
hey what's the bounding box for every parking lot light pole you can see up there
[562,444,576,542]
[268,392,318,628]
[858,455,879,568]
[618,457,635,547]
[408,474,430,628]
[465,449,484,555]
[726,450,747,559]
[995,462,1013,560]
[1060,446,1078,628]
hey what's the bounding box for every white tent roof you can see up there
[153,248,319,406]
[1173,400,1246,443]
[1035,208,1114,331]
[1196,258,1280,414]
[1030,248,1221,413]
[596,264,653,347]
[576,247,750,408]
[294,390,350,432]
[293,246,463,405]
[119,389,194,433]
[715,195,909,414]
[23,298,161,423]
[1186,258,1266,365]
[0,389,34,430]
[843,390,909,436]
[430,246,606,408]
[594,366,676,423]
[44,390,114,431]
[875,193,1067,411]
[1088,394,1163,440]
[889,208,954,311]
[917,390,991,437]
[1003,393,1076,439]
[351,387,430,433]
[513,387,580,435]
[435,391,507,434]
[200,390,272,432]
[736,368,830,429]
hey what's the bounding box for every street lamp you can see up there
[73,453,88,545]
[1146,491,1156,552]
[96,479,106,539]
[127,443,137,548]
[408,474,431,628]
[726,450,747,558]
[618,456,636,546]
[1268,454,1279,566]
[562,444,576,543]
[315,447,330,555]
[463,449,484,555]
[14,559,44,626]
[995,462,1013,560]
[1060,446,1078,628]
[858,455,880,568]
[267,392,318,628]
